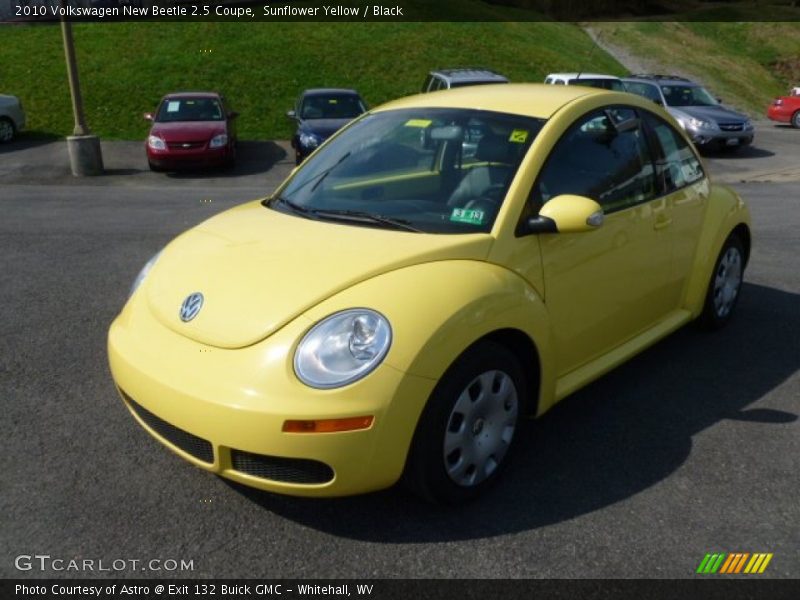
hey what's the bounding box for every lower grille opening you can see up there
[231,450,334,485]
[122,391,214,464]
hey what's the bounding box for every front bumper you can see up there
[686,126,754,148]
[108,294,436,497]
[146,144,231,169]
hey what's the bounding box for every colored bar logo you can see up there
[696,552,773,574]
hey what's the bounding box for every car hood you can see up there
[150,121,226,141]
[299,118,353,139]
[670,105,748,124]
[145,201,492,349]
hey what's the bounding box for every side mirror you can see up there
[228,111,239,119]
[716,97,723,103]
[286,110,297,119]
[143,112,154,121]
[653,98,664,106]
[526,195,604,234]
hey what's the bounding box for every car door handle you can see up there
[654,217,673,230]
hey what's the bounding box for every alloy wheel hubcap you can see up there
[713,247,742,318]
[443,370,518,487]
[0,121,12,141]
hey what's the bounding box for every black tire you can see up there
[698,233,745,330]
[403,341,526,504]
[148,161,163,172]
[791,111,800,129]
[0,117,16,143]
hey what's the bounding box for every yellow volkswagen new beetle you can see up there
[109,84,751,503]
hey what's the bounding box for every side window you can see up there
[534,108,657,214]
[642,111,705,192]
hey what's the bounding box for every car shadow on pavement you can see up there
[701,146,774,160]
[163,141,286,179]
[0,132,61,154]
[228,282,799,542]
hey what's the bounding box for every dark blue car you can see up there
[287,88,368,164]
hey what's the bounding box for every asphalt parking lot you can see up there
[1,124,798,579]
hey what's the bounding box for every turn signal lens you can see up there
[282,416,374,433]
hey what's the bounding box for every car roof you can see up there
[376,83,609,119]
[547,73,621,80]
[301,88,361,97]
[430,68,509,83]
[162,91,221,99]
[623,76,697,86]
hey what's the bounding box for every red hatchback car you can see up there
[767,92,800,128]
[145,92,238,171]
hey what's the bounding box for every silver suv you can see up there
[421,69,509,93]
[623,75,753,151]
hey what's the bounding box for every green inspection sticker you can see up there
[450,208,485,225]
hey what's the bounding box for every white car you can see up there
[544,73,626,91]
[0,94,26,142]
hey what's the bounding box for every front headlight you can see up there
[744,120,754,130]
[687,117,716,130]
[298,132,320,148]
[294,309,392,389]
[129,251,161,299]
[209,133,228,148]
[147,135,166,150]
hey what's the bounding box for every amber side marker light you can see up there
[282,416,374,433]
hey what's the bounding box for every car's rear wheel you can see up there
[0,117,16,142]
[791,111,800,129]
[404,341,525,504]
[699,233,745,329]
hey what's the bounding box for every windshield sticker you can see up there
[450,208,485,225]
[405,119,432,128]
[328,98,338,104]
[509,129,529,143]
[166,101,180,112]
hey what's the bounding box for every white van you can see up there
[544,73,626,91]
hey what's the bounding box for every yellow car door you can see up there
[531,108,678,376]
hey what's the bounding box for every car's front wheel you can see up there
[791,111,800,129]
[404,341,525,504]
[699,233,745,329]
[0,117,16,142]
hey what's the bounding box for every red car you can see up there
[767,93,800,128]
[145,92,238,171]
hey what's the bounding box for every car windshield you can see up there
[570,78,625,91]
[660,85,718,107]
[449,80,507,88]
[300,94,366,120]
[268,108,544,234]
[155,97,224,122]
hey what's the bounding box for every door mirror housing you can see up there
[526,195,604,234]
[143,112,154,121]
[286,110,297,119]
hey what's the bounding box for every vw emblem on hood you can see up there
[179,292,204,322]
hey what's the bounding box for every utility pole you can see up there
[61,0,104,175]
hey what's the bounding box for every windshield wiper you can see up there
[268,196,317,219]
[312,209,422,232]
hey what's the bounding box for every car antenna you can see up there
[577,29,603,81]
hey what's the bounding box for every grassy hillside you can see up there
[588,21,800,116]
[1,18,625,140]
